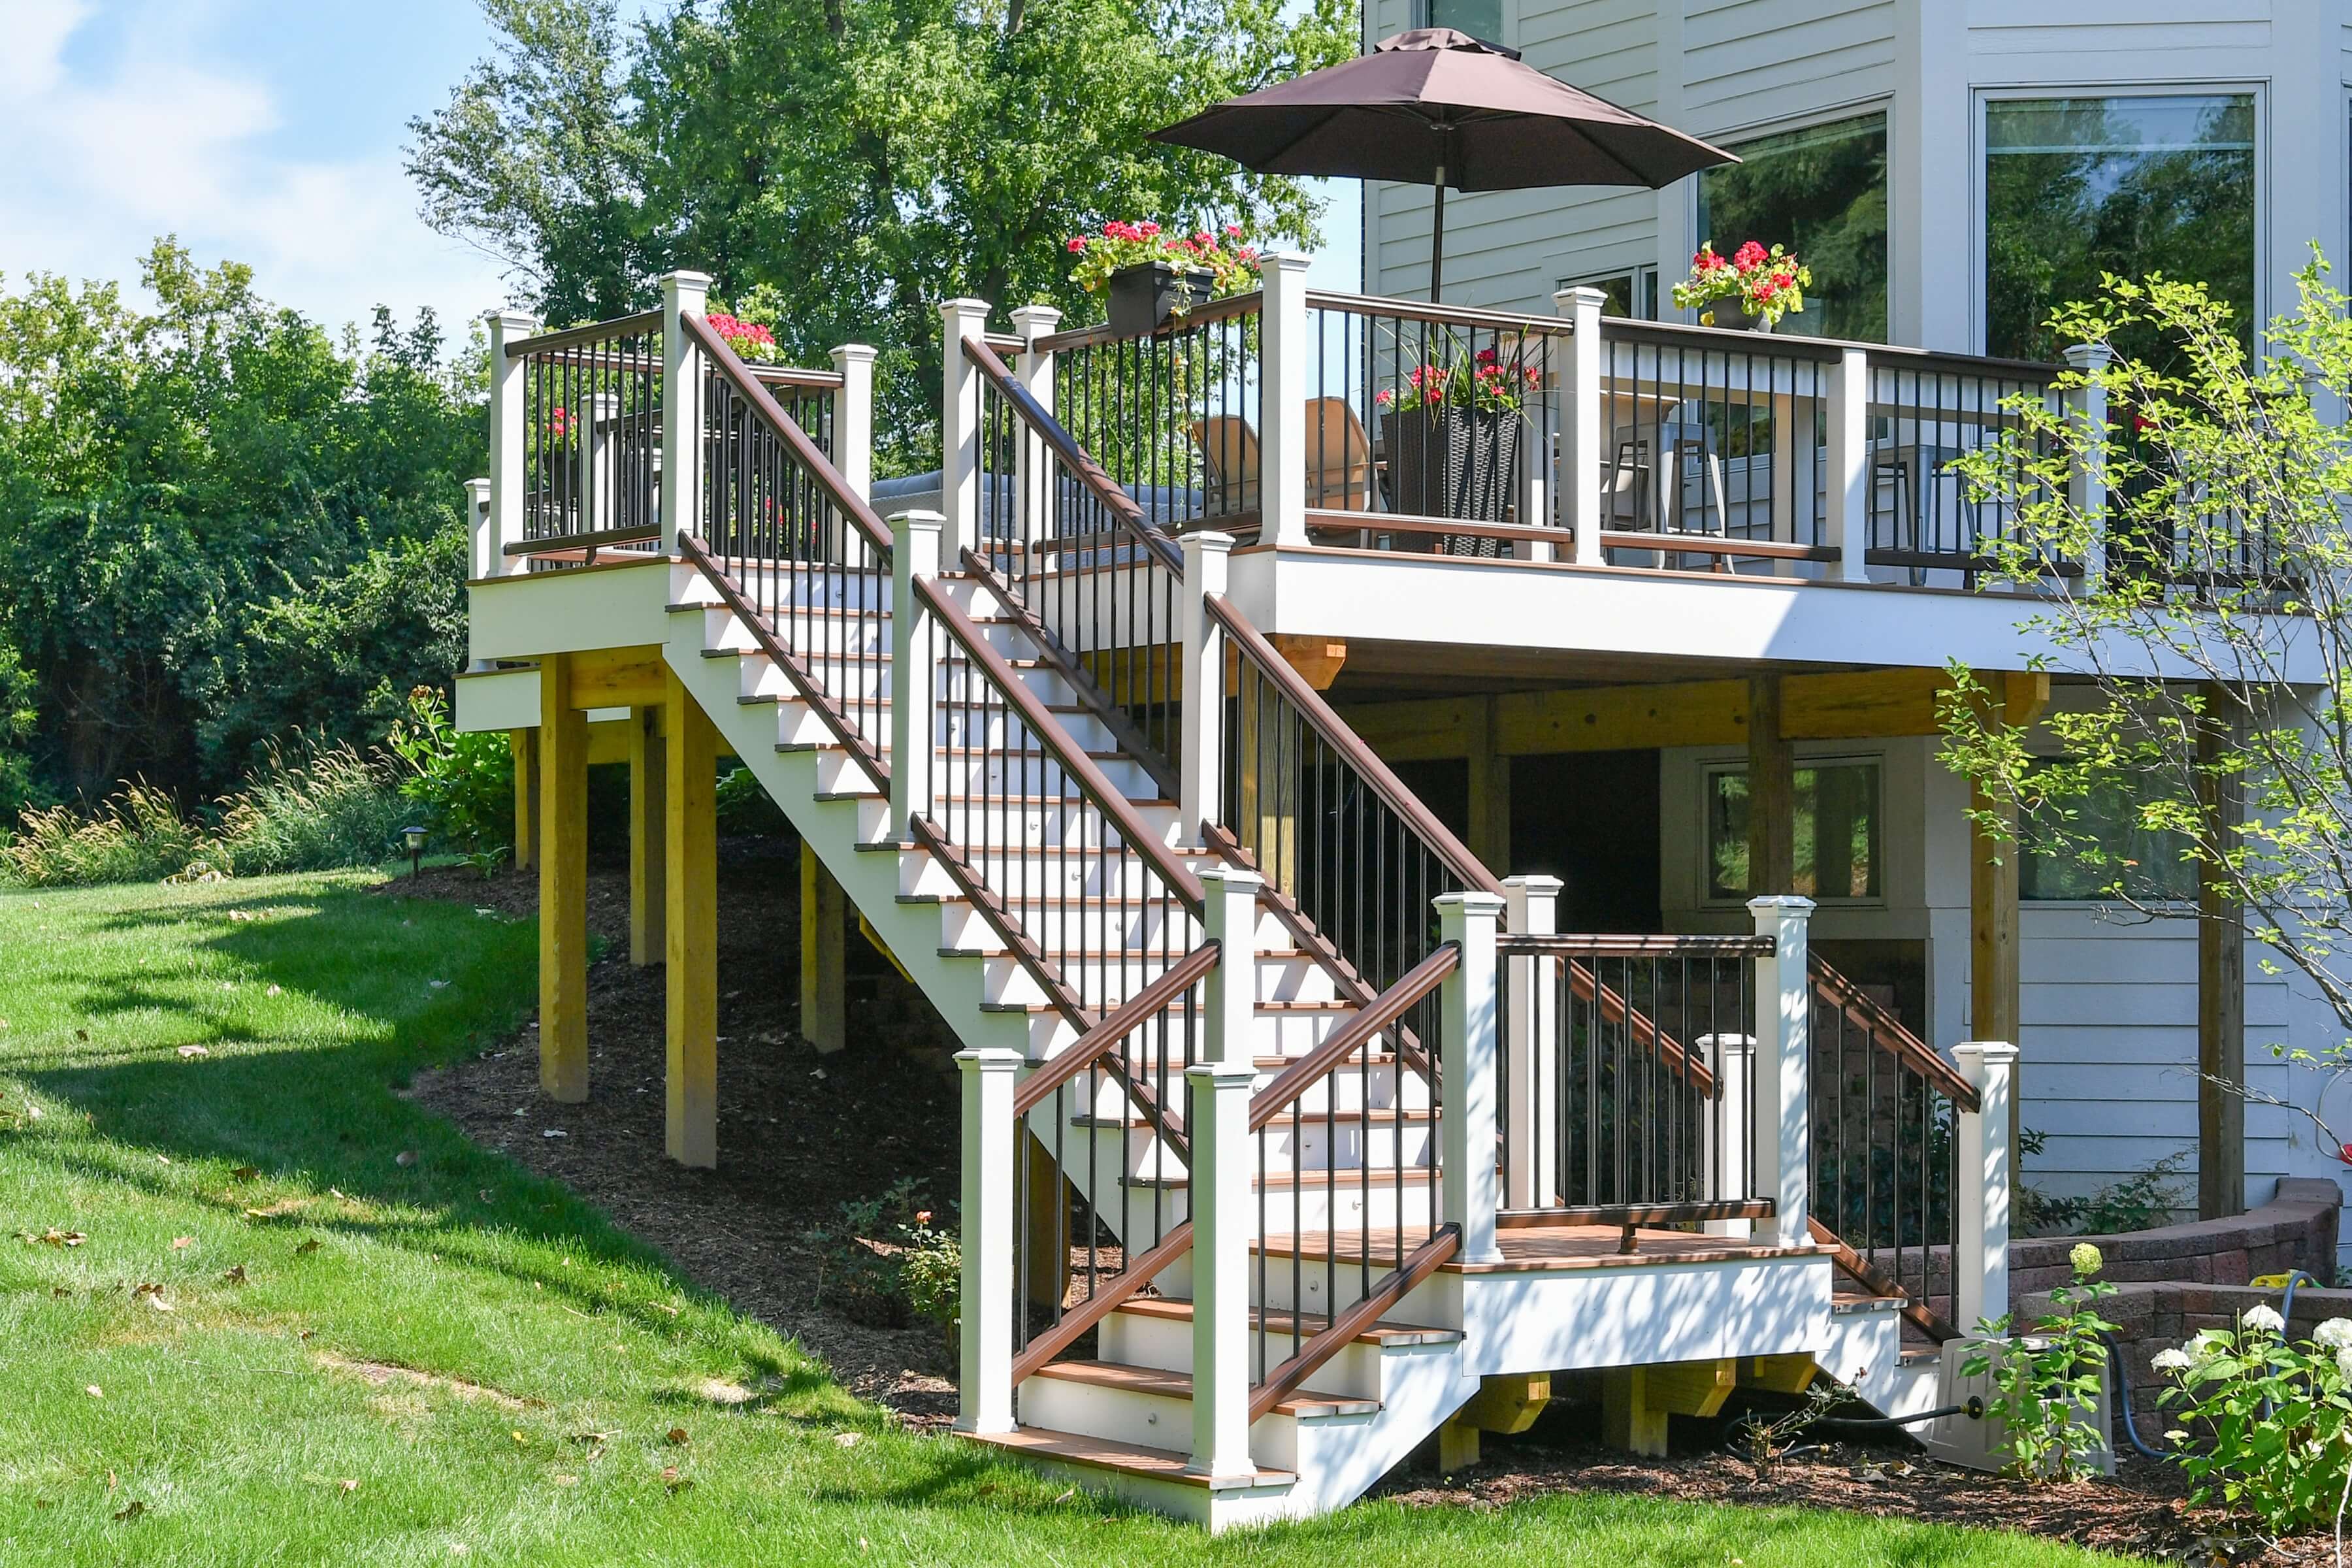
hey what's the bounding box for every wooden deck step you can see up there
[1029,1360,1380,1419]
[958,1426,1295,1492]
[1254,1223,1833,1273]
[1113,1296,1461,1349]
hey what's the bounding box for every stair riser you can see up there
[1070,1065,1429,1123]
[1247,1249,1450,1321]
[927,900,1201,954]
[1086,1122,1437,1179]
[672,564,1005,618]
[1016,1376,1300,1463]
[1098,1313,1394,1403]
[956,943,1331,1000]
[848,796,1186,851]
[922,753,1160,798]
[734,657,1081,710]
[898,846,1234,902]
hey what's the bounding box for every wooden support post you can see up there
[1436,1416,1482,1471]
[1602,1360,1737,1458]
[1746,673,1795,896]
[537,656,589,1102]
[2197,681,2247,1220]
[1968,672,2040,1172]
[1466,696,1511,877]
[1021,1133,1071,1311]
[664,672,719,1169]
[628,708,665,967]
[800,841,847,1054]
[510,727,539,870]
[1462,1371,1552,1435]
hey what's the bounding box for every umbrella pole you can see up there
[1429,166,1445,303]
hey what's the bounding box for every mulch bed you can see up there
[393,846,2338,1563]
[397,840,965,1428]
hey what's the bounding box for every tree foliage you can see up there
[406,0,1354,468]
[0,241,483,807]
[1941,257,2352,1070]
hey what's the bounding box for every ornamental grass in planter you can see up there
[1375,346,1539,544]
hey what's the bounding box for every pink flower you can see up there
[1194,230,1213,246]
[1137,221,1160,237]
[1224,223,1243,238]
[1236,246,1258,262]
[1733,240,1769,270]
[1375,389,1394,406]
[1067,236,1086,253]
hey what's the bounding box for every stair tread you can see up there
[1075,1107,1429,1130]
[958,1426,1294,1492]
[1113,1296,1462,1348]
[1031,1359,1380,1418]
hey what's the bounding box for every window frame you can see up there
[1697,753,1887,909]
[1685,99,1895,341]
[1558,265,1659,320]
[1971,82,2268,359]
[1415,0,1512,49]
[2014,752,2199,907]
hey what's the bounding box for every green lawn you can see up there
[0,871,2144,1565]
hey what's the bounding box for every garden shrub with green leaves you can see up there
[2154,1309,2352,1535]
[386,685,515,856]
[1964,1243,2119,1482]
[802,1178,958,1342]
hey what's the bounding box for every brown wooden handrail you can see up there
[913,577,1207,917]
[1011,1221,1194,1384]
[1810,956,1979,1112]
[1030,290,1264,354]
[504,310,664,358]
[1204,593,1501,901]
[1250,943,1460,1134]
[679,312,894,556]
[1011,941,1220,1119]
[1249,1225,1460,1420]
[1809,1218,1961,1345]
[959,335,1186,578]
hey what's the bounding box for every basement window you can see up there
[2018,758,2198,902]
[1705,759,1882,902]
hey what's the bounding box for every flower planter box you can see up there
[1107,260,1219,338]
[1380,404,1524,549]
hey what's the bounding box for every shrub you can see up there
[1,781,210,887]
[385,685,514,855]
[2156,1310,2352,1535]
[715,763,791,838]
[804,1178,956,1337]
[214,740,409,875]
[1963,1243,2119,1482]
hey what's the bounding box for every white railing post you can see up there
[1748,895,1814,1249]
[483,308,542,575]
[955,1046,1021,1434]
[830,342,877,568]
[2063,344,2116,591]
[1179,532,1234,847]
[1501,875,1561,1209]
[1011,306,1062,553]
[465,476,495,581]
[579,390,620,533]
[940,299,992,565]
[890,511,944,836]
[1554,286,1606,566]
[1438,890,1507,1266]
[1699,1034,1756,1237]
[1200,865,1262,1069]
[1953,1040,2017,1331]
[660,271,713,553]
[1825,346,1870,582]
[1257,253,1313,549]
[1185,1056,1259,1478]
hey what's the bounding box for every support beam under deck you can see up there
[665,670,719,1169]
[537,656,589,1102]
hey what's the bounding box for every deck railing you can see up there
[502,311,666,560]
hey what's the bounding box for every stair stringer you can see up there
[657,590,1036,1063]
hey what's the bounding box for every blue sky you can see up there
[0,0,1358,340]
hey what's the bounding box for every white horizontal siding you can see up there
[1684,0,1897,130]
[1966,0,2271,63]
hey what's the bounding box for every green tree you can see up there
[1942,260,2352,1112]
[0,242,483,804]
[406,0,1352,470]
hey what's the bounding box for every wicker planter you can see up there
[1107,260,1219,338]
[1380,404,1524,547]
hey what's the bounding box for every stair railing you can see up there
[958,329,1191,783]
[1806,956,1982,1343]
[676,312,896,779]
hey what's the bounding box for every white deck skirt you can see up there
[1227,547,2325,683]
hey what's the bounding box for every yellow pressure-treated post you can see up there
[664,672,719,1168]
[799,843,846,1054]
[537,657,589,1101]
[510,727,538,870]
[629,708,666,966]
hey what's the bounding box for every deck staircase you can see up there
[476,292,2027,1527]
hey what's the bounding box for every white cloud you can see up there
[0,0,509,339]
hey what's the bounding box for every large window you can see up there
[1560,266,1659,319]
[1984,93,2257,361]
[2018,759,2197,902]
[1422,0,1503,42]
[1696,111,1888,342]
[1705,759,1883,902]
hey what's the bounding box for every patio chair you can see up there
[1188,400,1380,541]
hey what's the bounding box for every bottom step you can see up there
[960,1424,1297,1493]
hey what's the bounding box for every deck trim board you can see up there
[1028,1360,1382,1419]
[1252,1223,1834,1274]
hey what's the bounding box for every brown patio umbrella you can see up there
[1149,28,1737,301]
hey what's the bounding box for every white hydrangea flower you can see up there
[2069,1242,2104,1278]
[2243,1303,2286,1335]
[2191,1329,2232,1358]
[2315,1318,2352,1350]
[2151,1347,2196,1374]
[2338,1347,2352,1384]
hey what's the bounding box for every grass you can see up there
[0,871,2146,1566]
